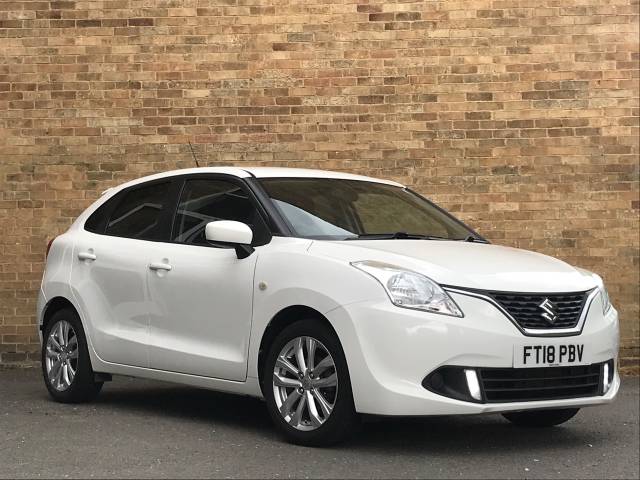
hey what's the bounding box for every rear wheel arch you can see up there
[41,297,78,333]
[41,304,103,403]
[257,305,341,396]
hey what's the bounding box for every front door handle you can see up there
[149,262,172,272]
[77,251,97,261]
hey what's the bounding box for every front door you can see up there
[146,176,271,381]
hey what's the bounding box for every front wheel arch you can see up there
[257,305,342,397]
[262,317,359,445]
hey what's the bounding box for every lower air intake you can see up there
[479,363,603,403]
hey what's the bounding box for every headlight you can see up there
[351,261,463,317]
[589,273,612,314]
[599,283,612,315]
[579,269,613,315]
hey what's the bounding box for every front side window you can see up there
[173,178,269,246]
[259,178,476,241]
[105,182,170,240]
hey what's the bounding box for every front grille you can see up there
[479,364,603,403]
[488,290,590,330]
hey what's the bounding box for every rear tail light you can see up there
[45,237,57,259]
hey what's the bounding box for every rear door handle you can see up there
[149,262,172,272]
[77,251,97,261]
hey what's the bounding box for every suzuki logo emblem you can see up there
[539,298,558,324]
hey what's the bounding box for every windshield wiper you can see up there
[346,232,452,241]
[461,235,489,243]
[345,232,489,242]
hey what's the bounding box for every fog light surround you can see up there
[425,361,613,404]
[422,366,484,403]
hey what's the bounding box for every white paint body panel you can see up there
[38,167,620,417]
[144,241,257,381]
[70,231,151,367]
[205,220,253,245]
[326,294,619,415]
[312,240,596,292]
[244,167,403,186]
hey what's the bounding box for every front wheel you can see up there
[41,308,103,403]
[503,408,580,427]
[263,319,359,446]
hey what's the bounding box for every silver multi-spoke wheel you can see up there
[272,336,338,431]
[45,320,79,391]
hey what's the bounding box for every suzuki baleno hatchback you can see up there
[38,167,619,445]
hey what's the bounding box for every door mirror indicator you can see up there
[205,221,255,259]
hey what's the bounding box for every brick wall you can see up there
[0,0,638,369]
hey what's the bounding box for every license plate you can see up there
[514,344,586,368]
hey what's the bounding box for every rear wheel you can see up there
[503,408,580,427]
[41,308,103,403]
[264,319,359,446]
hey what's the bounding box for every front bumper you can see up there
[326,291,620,416]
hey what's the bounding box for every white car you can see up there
[38,167,619,446]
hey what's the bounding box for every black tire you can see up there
[263,318,360,446]
[41,307,103,403]
[503,408,580,427]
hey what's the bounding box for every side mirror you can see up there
[205,221,255,259]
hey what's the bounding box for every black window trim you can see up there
[84,177,181,243]
[167,173,277,248]
[84,173,286,245]
[243,176,293,237]
[84,173,485,245]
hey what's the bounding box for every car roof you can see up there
[244,167,403,187]
[103,166,404,194]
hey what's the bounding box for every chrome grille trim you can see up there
[444,287,599,337]
[487,291,588,329]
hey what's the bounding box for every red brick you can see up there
[0,0,637,368]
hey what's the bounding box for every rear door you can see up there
[70,179,177,367]
[145,175,271,380]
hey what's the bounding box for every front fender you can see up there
[247,238,386,380]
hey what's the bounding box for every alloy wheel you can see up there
[45,320,79,391]
[272,336,338,431]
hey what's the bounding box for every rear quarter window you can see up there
[84,202,109,234]
[104,182,171,241]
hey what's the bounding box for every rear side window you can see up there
[84,203,109,233]
[105,182,171,241]
[173,178,270,246]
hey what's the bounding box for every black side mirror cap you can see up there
[234,244,255,259]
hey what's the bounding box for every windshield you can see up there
[259,178,478,241]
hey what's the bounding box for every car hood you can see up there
[311,240,597,293]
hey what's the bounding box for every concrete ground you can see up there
[0,369,638,479]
